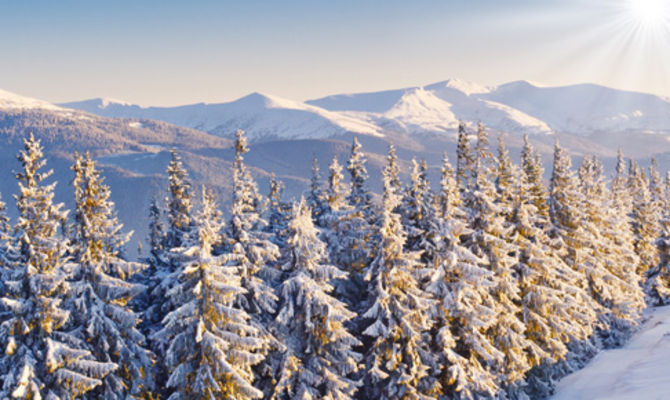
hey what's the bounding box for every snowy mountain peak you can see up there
[0,88,63,111]
[426,78,491,96]
[98,97,134,108]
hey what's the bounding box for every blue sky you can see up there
[1,0,668,105]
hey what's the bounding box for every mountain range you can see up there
[61,78,670,142]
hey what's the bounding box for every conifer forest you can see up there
[2,124,670,400]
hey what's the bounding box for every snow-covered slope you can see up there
[551,305,670,400]
[484,81,670,134]
[0,88,70,112]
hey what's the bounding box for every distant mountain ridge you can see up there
[60,78,670,141]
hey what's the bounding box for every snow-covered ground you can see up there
[551,305,670,400]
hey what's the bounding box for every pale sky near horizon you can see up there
[1,0,669,106]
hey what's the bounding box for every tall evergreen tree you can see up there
[270,199,361,399]
[436,152,460,220]
[225,129,280,321]
[267,173,291,249]
[548,142,601,341]
[463,125,532,386]
[153,187,266,399]
[0,134,116,399]
[400,158,433,252]
[360,156,435,400]
[306,157,326,222]
[520,135,549,217]
[165,148,194,250]
[578,156,644,344]
[68,152,153,399]
[630,162,661,276]
[456,121,474,193]
[422,156,502,399]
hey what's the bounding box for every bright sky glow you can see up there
[0,0,669,106]
[627,0,670,27]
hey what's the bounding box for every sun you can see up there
[627,0,670,27]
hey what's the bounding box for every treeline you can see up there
[0,126,669,399]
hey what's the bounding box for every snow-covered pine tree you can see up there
[360,156,436,400]
[341,136,376,273]
[139,149,198,392]
[267,173,292,249]
[456,121,474,194]
[347,137,373,219]
[270,198,361,399]
[306,157,326,222]
[511,145,598,398]
[436,152,461,220]
[495,135,516,221]
[0,193,15,322]
[421,153,503,399]
[548,142,605,364]
[385,143,402,199]
[463,124,533,387]
[68,152,153,399]
[400,158,433,252]
[320,139,376,308]
[647,205,670,305]
[222,130,279,392]
[323,156,348,221]
[165,148,195,250]
[520,135,549,218]
[0,133,117,399]
[577,156,644,345]
[225,129,280,323]
[630,160,661,276]
[153,186,266,399]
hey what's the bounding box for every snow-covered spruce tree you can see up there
[68,152,153,399]
[520,134,549,218]
[0,193,11,284]
[421,155,503,399]
[138,148,197,392]
[511,150,599,399]
[306,157,326,223]
[400,158,433,252]
[630,160,661,277]
[224,129,280,323]
[360,157,436,400]
[494,135,516,222]
[462,124,533,387]
[165,148,195,250]
[456,121,474,194]
[548,142,603,363]
[436,152,461,221]
[647,207,670,305]
[223,129,279,392]
[0,133,117,399]
[267,173,292,249]
[270,198,361,399]
[153,186,266,399]
[577,156,644,345]
[342,136,376,272]
[323,156,348,222]
[385,144,403,200]
[320,140,376,308]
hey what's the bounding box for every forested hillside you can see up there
[1,126,669,399]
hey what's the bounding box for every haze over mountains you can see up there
[1,79,669,256]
